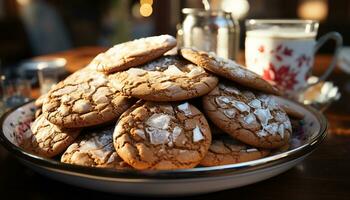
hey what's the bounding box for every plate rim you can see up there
[0,99,327,180]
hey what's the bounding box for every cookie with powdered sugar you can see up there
[20,114,80,158]
[61,126,130,169]
[108,55,218,101]
[200,135,270,166]
[42,68,134,128]
[180,48,281,95]
[90,35,177,74]
[113,101,211,170]
[202,81,291,149]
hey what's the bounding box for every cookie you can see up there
[200,135,270,166]
[108,56,218,101]
[61,127,130,169]
[113,101,212,170]
[34,94,48,118]
[180,48,281,95]
[90,35,177,74]
[35,94,47,108]
[202,82,291,149]
[42,69,134,128]
[20,115,80,158]
[279,104,305,119]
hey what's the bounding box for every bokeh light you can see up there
[140,3,153,17]
[298,0,328,21]
[140,0,153,5]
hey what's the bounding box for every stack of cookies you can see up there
[25,35,302,170]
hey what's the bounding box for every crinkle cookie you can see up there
[108,56,218,101]
[61,127,130,169]
[90,35,177,74]
[202,82,291,149]
[113,101,212,170]
[200,135,270,166]
[20,115,80,158]
[34,94,48,118]
[180,48,280,95]
[42,69,134,128]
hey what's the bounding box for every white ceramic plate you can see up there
[0,97,327,196]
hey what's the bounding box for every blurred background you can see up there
[0,0,347,67]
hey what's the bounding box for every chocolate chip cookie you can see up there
[61,127,130,169]
[114,101,212,170]
[108,56,218,101]
[21,115,80,158]
[91,35,177,74]
[200,135,270,166]
[202,82,291,149]
[42,69,134,128]
[180,48,280,95]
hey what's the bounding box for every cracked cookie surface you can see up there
[34,94,47,118]
[180,48,280,95]
[61,126,130,169]
[108,56,218,101]
[42,68,134,128]
[20,115,80,158]
[90,35,177,74]
[202,82,291,149]
[113,101,212,170]
[200,135,269,166]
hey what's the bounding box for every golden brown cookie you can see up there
[202,82,291,149]
[42,69,134,128]
[114,101,212,170]
[90,35,177,74]
[180,48,281,95]
[20,115,80,158]
[200,135,270,166]
[108,56,218,101]
[61,127,130,169]
[34,94,48,118]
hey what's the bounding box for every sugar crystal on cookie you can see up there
[254,108,272,126]
[187,66,204,78]
[232,100,250,113]
[219,84,240,95]
[135,129,146,139]
[146,127,170,145]
[243,113,257,124]
[146,113,171,129]
[177,102,192,116]
[248,99,262,109]
[224,109,236,118]
[193,126,204,142]
[264,123,279,134]
[215,96,233,108]
[163,65,184,76]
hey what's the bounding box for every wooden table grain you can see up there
[1,47,350,200]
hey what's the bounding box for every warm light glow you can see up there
[140,3,153,17]
[16,0,31,6]
[220,0,250,20]
[298,0,328,21]
[140,0,153,5]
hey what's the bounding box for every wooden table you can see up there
[1,47,350,199]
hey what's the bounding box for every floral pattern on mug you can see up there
[245,36,315,98]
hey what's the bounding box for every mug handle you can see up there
[309,32,343,86]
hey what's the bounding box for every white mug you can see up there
[245,19,342,100]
